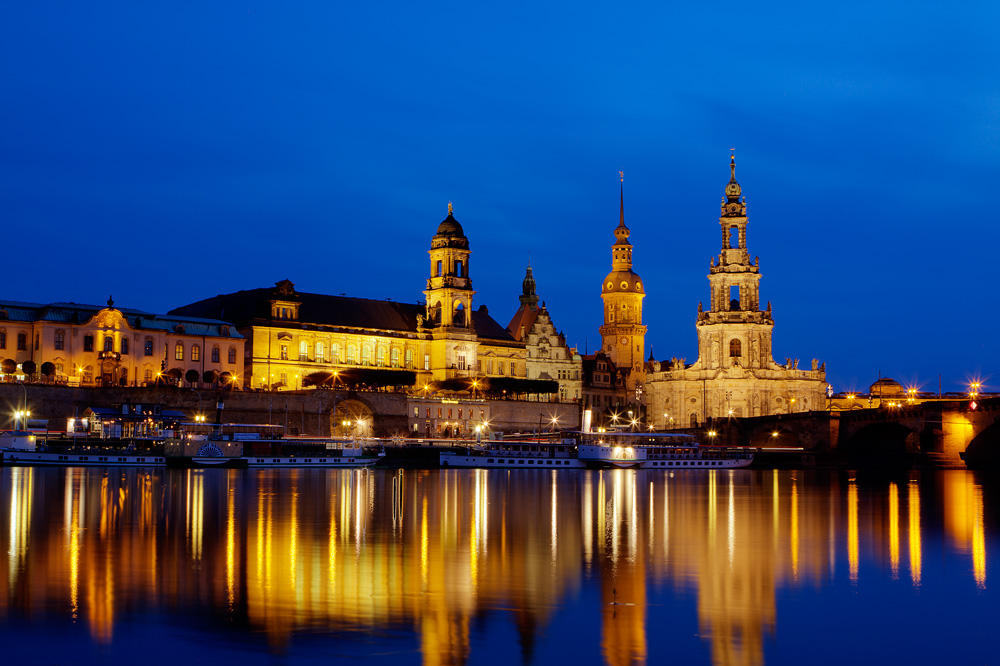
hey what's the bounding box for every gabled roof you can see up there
[505,304,539,342]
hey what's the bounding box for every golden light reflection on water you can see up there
[0,468,992,666]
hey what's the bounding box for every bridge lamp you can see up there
[771,431,780,439]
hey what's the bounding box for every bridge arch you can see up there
[963,421,1000,468]
[842,422,917,464]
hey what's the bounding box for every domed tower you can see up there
[423,203,478,380]
[599,174,647,391]
[424,202,475,329]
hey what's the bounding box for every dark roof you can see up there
[170,289,516,342]
[0,300,242,339]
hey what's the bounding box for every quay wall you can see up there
[0,384,581,438]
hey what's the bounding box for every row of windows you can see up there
[279,343,416,368]
[0,329,238,364]
[415,407,487,420]
[175,343,237,363]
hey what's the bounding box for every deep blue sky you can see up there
[2,2,997,393]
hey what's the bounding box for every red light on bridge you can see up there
[970,400,978,411]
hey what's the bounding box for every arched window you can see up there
[346,344,356,364]
[104,336,114,352]
[212,346,220,363]
[454,301,466,326]
[191,344,200,361]
[144,368,152,383]
[376,346,386,366]
[361,346,371,366]
[175,342,184,361]
[299,340,308,361]
[690,413,699,428]
[391,348,399,367]
[144,338,154,356]
[332,343,340,362]
[315,342,325,362]
[729,338,742,358]
[404,349,413,369]
[432,301,442,324]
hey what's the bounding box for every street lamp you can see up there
[969,381,981,399]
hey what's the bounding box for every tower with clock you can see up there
[598,175,647,394]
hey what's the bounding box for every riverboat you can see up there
[438,431,753,470]
[439,437,586,468]
[575,430,753,469]
[178,423,385,469]
[0,431,167,467]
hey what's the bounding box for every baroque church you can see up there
[645,156,827,426]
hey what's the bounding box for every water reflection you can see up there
[0,468,992,665]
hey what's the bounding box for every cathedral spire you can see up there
[520,265,539,308]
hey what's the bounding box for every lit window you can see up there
[405,349,413,368]
[316,342,325,363]
[175,342,184,361]
[191,345,200,361]
[377,347,386,366]
[390,348,399,367]
[347,345,356,364]
[280,345,288,360]
[299,340,308,361]
[362,346,371,366]
[424,354,430,370]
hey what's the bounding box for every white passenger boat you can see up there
[180,423,385,469]
[439,431,753,470]
[1,431,167,467]
[439,438,586,468]
[576,430,753,469]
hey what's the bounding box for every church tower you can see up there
[696,154,774,370]
[644,155,827,423]
[423,203,478,378]
[599,174,646,392]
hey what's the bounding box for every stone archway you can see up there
[332,398,374,437]
[842,422,917,465]
[963,421,1000,468]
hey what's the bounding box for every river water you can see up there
[0,466,994,665]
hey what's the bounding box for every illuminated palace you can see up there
[0,297,242,387]
[171,206,580,398]
[646,156,826,425]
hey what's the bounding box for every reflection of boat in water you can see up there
[177,423,385,469]
[1,431,167,467]
[439,431,753,469]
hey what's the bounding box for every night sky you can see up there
[2,2,997,393]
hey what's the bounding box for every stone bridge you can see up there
[716,397,1000,466]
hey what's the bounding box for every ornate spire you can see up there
[725,152,742,203]
[619,170,625,227]
[520,265,539,308]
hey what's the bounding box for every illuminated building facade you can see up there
[0,297,242,387]
[170,207,525,390]
[507,266,583,402]
[646,157,826,425]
